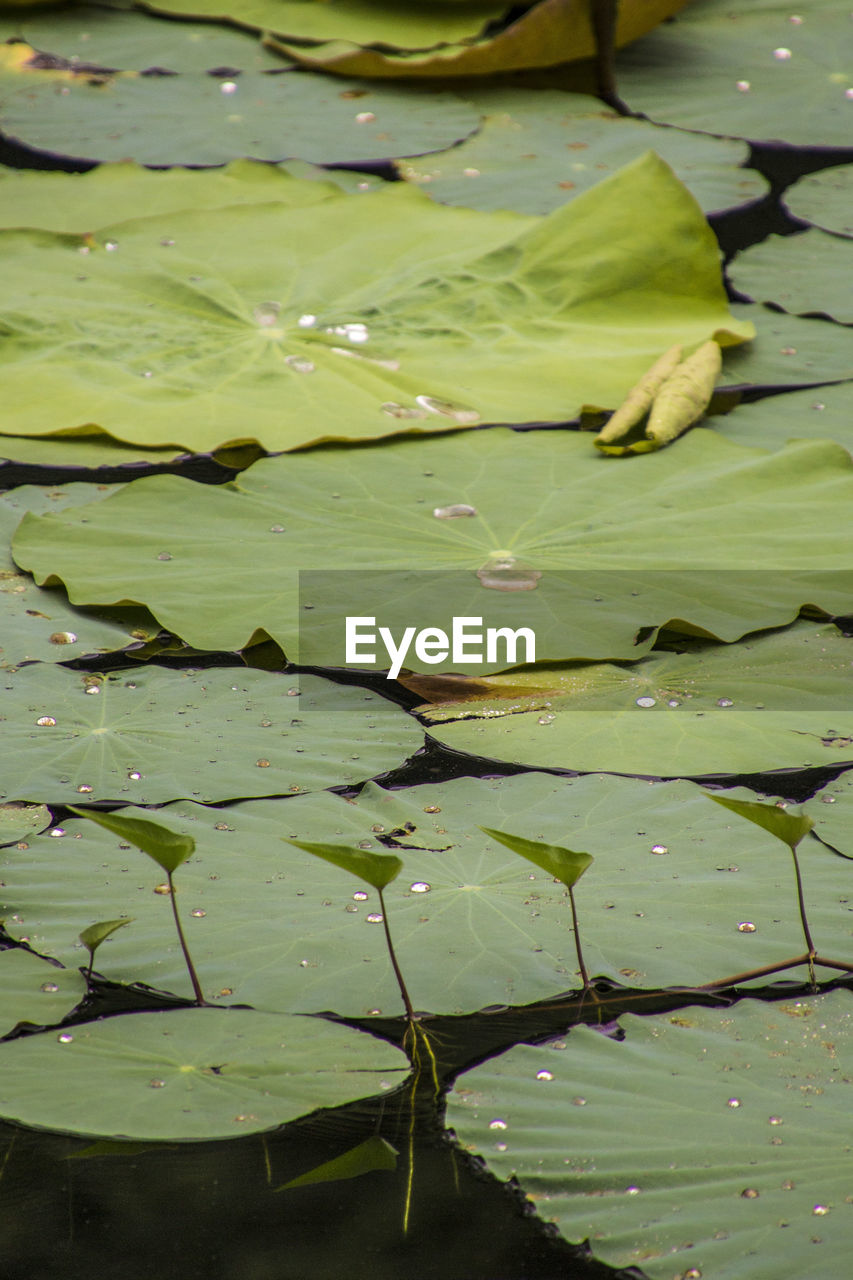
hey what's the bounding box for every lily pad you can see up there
[711,383,853,455]
[447,993,853,1279]
[0,158,341,234]
[0,483,161,668]
[398,89,767,216]
[730,230,853,325]
[4,775,852,1010]
[0,48,479,167]
[12,431,853,667]
[785,164,853,238]
[0,664,423,804]
[267,0,687,80]
[0,949,84,1040]
[616,0,853,148]
[2,4,288,71]
[0,1008,409,1140]
[0,432,193,470]
[420,621,853,777]
[0,153,750,452]
[719,304,853,388]
[0,801,50,847]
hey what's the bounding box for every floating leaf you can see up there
[785,165,853,238]
[15,432,853,670]
[70,809,195,874]
[0,1008,409,1140]
[285,840,403,892]
[397,91,766,216]
[448,992,853,1279]
[730,230,853,326]
[0,950,84,1040]
[277,1135,397,1191]
[710,384,853,456]
[5,776,851,1009]
[478,828,592,891]
[719,304,853,389]
[0,665,423,804]
[78,917,134,959]
[705,794,814,851]
[421,621,853,777]
[616,0,853,148]
[0,154,750,452]
[0,802,50,848]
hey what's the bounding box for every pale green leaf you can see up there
[785,164,853,239]
[478,828,592,891]
[70,808,195,874]
[730,230,853,326]
[705,793,815,851]
[285,840,403,892]
[78,916,134,957]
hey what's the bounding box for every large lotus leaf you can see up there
[712,383,853,456]
[0,158,343,235]
[268,0,687,80]
[0,154,751,452]
[804,772,853,857]
[0,432,195,470]
[730,230,853,326]
[0,1008,409,1140]
[616,0,853,148]
[785,165,853,238]
[420,622,853,777]
[4,774,852,1011]
[0,949,84,1039]
[398,89,766,216]
[1,4,287,71]
[447,992,853,1279]
[0,483,162,668]
[719,304,853,389]
[0,801,50,847]
[0,664,423,805]
[12,431,853,666]
[0,49,479,166]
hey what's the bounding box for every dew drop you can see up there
[256,759,270,768]
[157,552,172,562]
[355,111,376,123]
[253,301,280,326]
[220,80,238,94]
[218,988,233,997]
[717,697,734,708]
[728,1097,741,1108]
[736,79,751,92]
[789,13,803,22]
[365,913,384,924]
[49,828,66,838]
[415,394,480,424]
[371,825,385,833]
[40,982,60,993]
[741,1188,760,1199]
[489,1119,507,1131]
[36,716,57,727]
[76,784,93,794]
[572,1096,586,1106]
[476,552,541,592]
[410,882,431,894]
[191,909,206,918]
[846,88,853,100]
[650,844,669,855]
[345,903,358,913]
[536,1070,554,1081]
[812,401,826,411]
[160,237,175,247]
[537,713,556,725]
[636,696,656,708]
[49,631,78,645]
[353,890,369,901]
[626,1186,640,1196]
[154,883,171,895]
[128,771,142,781]
[287,688,300,697]
[381,401,427,419]
[769,1115,783,1125]
[773,47,792,60]
[297,314,317,328]
[424,805,441,814]
[57,1033,74,1043]
[780,346,797,356]
[285,355,315,374]
[667,698,680,708]
[104,241,118,252]
[433,504,477,519]
[821,794,837,804]
[738,922,757,933]
[463,167,481,177]
[269,525,285,533]
[149,1078,166,1088]
[214,822,233,831]
[813,1205,830,1216]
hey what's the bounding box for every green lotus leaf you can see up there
[397,90,766,216]
[804,772,853,854]
[1,4,288,71]
[268,0,687,80]
[705,793,814,851]
[711,384,853,456]
[0,664,423,805]
[785,165,853,238]
[4,774,851,1011]
[0,48,478,166]
[719,305,853,389]
[730,230,853,326]
[0,158,340,235]
[285,840,403,892]
[616,0,853,149]
[0,1008,409,1140]
[421,621,853,777]
[0,483,161,669]
[0,432,192,469]
[449,992,853,1278]
[478,828,592,890]
[78,917,134,960]
[70,808,196,873]
[0,801,50,847]
[12,432,853,668]
[0,153,751,452]
[0,950,84,1040]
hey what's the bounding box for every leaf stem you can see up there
[377,887,415,1022]
[568,885,590,989]
[697,954,811,990]
[167,870,206,1006]
[791,845,816,955]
